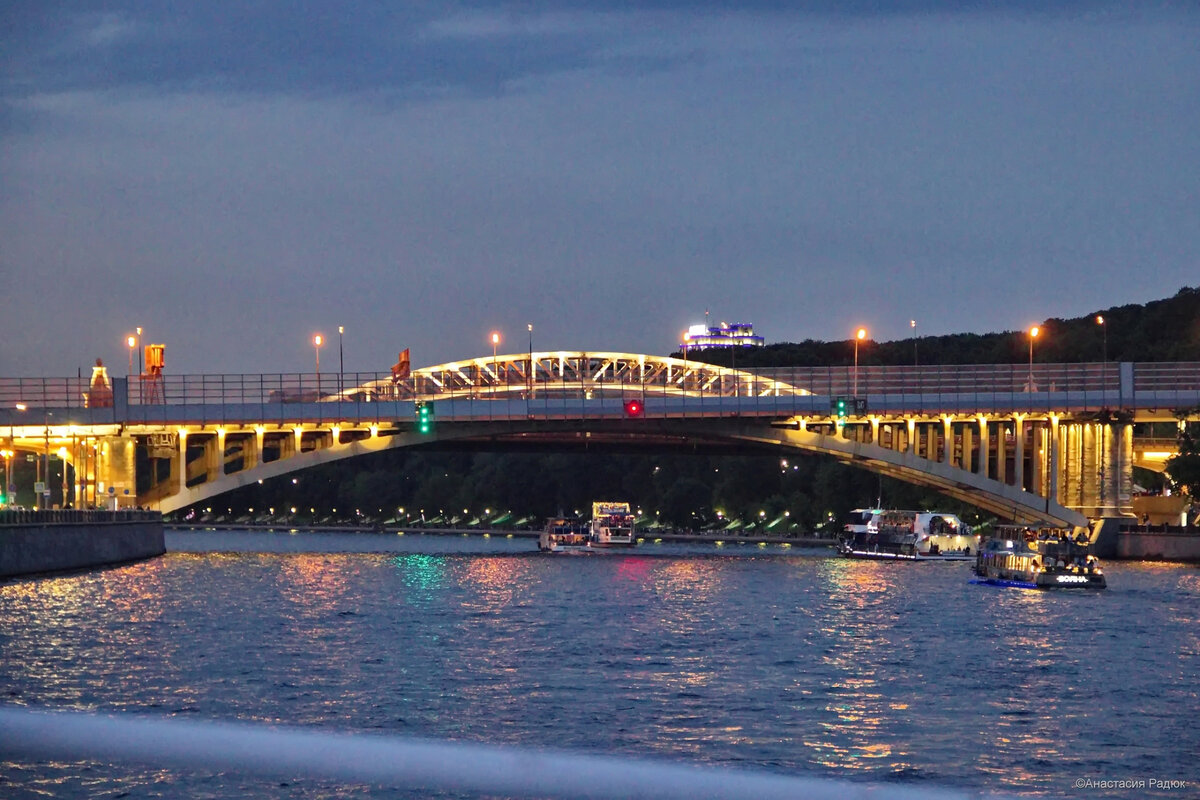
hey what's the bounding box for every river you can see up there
[1,529,1197,798]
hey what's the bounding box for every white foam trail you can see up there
[1,706,995,800]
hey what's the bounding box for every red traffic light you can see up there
[623,399,644,417]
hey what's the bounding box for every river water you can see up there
[1,529,1197,798]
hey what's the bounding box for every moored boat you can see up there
[837,510,976,561]
[589,501,638,548]
[972,525,1106,589]
[538,519,592,553]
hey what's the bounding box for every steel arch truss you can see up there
[331,352,809,402]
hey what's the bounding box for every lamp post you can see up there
[853,327,867,399]
[910,319,918,367]
[135,327,143,377]
[1096,315,1106,363]
[491,332,500,391]
[313,333,323,395]
[338,326,344,394]
[1,449,12,508]
[126,335,136,377]
[527,323,533,397]
[1028,326,1040,391]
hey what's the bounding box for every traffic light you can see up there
[415,401,434,434]
[623,399,644,418]
[832,396,848,428]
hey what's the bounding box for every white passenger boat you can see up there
[539,519,592,553]
[972,525,1106,589]
[588,501,638,548]
[837,510,977,561]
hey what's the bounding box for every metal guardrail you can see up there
[0,509,162,526]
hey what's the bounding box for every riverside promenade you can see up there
[0,509,165,579]
[166,520,838,548]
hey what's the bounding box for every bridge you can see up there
[2,353,1198,529]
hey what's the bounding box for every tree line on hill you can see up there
[182,287,1199,529]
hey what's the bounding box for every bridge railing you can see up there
[1,361,1198,418]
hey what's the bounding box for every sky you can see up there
[2,1,1197,378]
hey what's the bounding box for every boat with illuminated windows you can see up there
[837,510,977,561]
[588,501,639,548]
[538,519,592,553]
[971,525,1106,589]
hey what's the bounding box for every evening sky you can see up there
[2,1,1197,376]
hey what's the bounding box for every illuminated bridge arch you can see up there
[330,352,809,402]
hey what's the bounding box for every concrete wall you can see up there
[0,519,165,579]
[1116,529,1200,562]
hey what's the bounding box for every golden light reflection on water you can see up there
[806,558,910,774]
[277,554,352,613]
[457,556,531,612]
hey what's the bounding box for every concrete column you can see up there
[977,418,989,478]
[1048,417,1061,505]
[925,422,939,461]
[216,429,227,479]
[1014,416,1025,492]
[242,428,263,471]
[1030,422,1044,497]
[870,418,879,446]
[906,419,916,455]
[997,420,1009,485]
[172,431,187,498]
[942,418,953,464]
[962,425,974,473]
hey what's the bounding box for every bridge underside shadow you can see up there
[160,418,1086,527]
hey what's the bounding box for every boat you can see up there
[971,525,1106,589]
[837,510,977,561]
[538,518,592,553]
[588,501,638,548]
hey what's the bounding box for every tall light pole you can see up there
[1028,325,1040,391]
[135,327,143,377]
[491,332,500,392]
[1096,315,1107,363]
[853,327,867,399]
[910,319,918,367]
[313,333,323,395]
[126,335,136,377]
[338,326,344,394]
[527,323,533,396]
[1,449,12,508]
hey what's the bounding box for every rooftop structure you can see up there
[680,322,764,352]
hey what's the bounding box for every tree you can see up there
[1166,421,1200,498]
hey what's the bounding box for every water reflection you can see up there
[809,559,906,774]
[392,553,447,608]
[2,541,1198,799]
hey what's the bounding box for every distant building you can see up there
[680,322,764,352]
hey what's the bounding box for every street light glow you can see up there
[1029,326,1040,339]
[856,328,867,340]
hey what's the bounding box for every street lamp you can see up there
[490,332,500,392]
[910,319,918,367]
[126,335,137,377]
[527,323,533,396]
[853,327,867,399]
[136,327,143,377]
[313,333,323,395]
[338,326,344,394]
[1096,315,1107,363]
[1028,326,1040,391]
[0,449,12,508]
